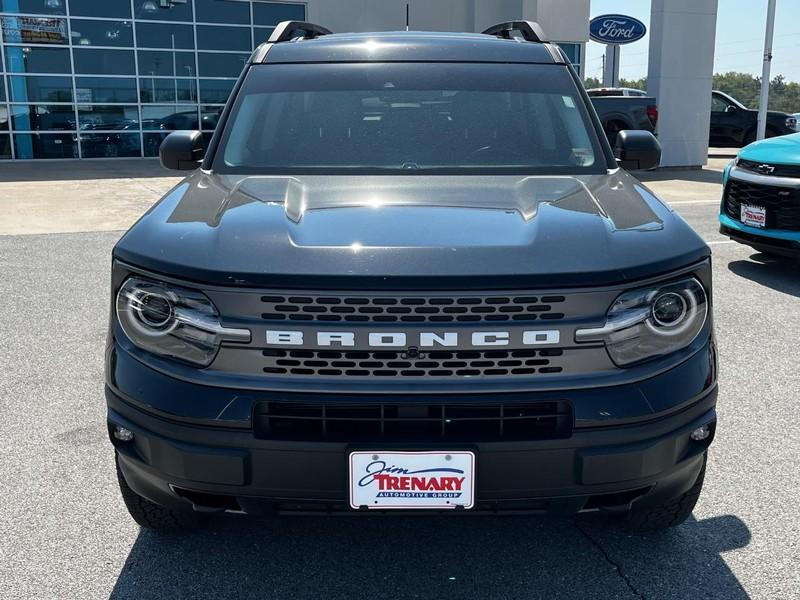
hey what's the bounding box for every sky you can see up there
[585,0,800,82]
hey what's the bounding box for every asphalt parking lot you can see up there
[1,157,799,599]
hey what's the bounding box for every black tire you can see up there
[116,455,201,531]
[625,456,706,532]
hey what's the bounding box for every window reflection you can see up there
[253,2,305,26]
[139,78,197,103]
[69,19,133,47]
[199,79,235,104]
[138,50,195,77]
[11,104,75,131]
[136,23,194,49]
[1,16,68,45]
[81,132,141,158]
[4,46,71,73]
[14,133,78,159]
[135,0,193,22]
[77,105,139,129]
[8,75,72,102]
[201,105,224,130]
[141,105,198,130]
[197,52,248,78]
[69,0,132,19]
[0,135,11,159]
[0,1,66,16]
[75,77,138,103]
[195,0,249,24]
[73,48,135,75]
[196,25,251,51]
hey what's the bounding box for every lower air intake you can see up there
[253,399,572,442]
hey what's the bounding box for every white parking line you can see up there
[707,240,737,245]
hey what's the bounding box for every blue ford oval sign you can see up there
[589,14,647,45]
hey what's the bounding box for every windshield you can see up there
[213,62,606,174]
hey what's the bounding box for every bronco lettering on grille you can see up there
[265,329,561,348]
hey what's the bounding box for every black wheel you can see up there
[625,455,706,531]
[116,455,201,531]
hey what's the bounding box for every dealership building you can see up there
[0,0,716,167]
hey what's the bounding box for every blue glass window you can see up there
[134,0,193,22]
[135,22,194,49]
[199,78,235,103]
[73,48,135,75]
[14,133,77,159]
[75,77,138,103]
[196,25,251,51]
[252,2,305,26]
[4,46,71,73]
[8,75,72,102]
[81,132,141,158]
[69,19,133,47]
[197,52,248,77]
[138,50,195,77]
[0,1,66,15]
[139,78,197,103]
[195,0,250,24]
[77,104,139,129]
[1,16,68,44]
[69,0,131,19]
[11,104,75,130]
[0,134,11,159]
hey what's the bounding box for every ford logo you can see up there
[589,14,647,45]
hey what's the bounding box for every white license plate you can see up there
[349,451,475,510]
[741,204,766,228]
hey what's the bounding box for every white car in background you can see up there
[586,87,648,97]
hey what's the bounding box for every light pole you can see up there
[756,0,777,140]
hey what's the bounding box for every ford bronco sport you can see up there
[106,21,717,531]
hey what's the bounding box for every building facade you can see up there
[0,0,589,160]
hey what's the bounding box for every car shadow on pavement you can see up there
[728,254,800,297]
[109,512,750,599]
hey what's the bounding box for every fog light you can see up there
[690,425,710,441]
[113,425,134,442]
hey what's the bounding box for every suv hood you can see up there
[114,170,708,288]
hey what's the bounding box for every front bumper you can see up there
[720,212,800,256]
[108,381,717,515]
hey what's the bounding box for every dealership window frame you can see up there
[0,0,307,160]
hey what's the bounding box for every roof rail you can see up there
[482,21,547,43]
[267,21,332,44]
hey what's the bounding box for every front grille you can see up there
[724,179,800,231]
[262,348,565,378]
[737,159,800,179]
[253,399,573,441]
[259,293,567,323]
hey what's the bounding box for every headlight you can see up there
[575,277,708,366]
[116,277,250,366]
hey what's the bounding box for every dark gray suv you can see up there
[106,21,716,531]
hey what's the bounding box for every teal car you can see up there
[719,132,800,256]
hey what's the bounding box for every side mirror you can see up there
[614,130,661,171]
[159,130,205,171]
[725,105,738,113]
